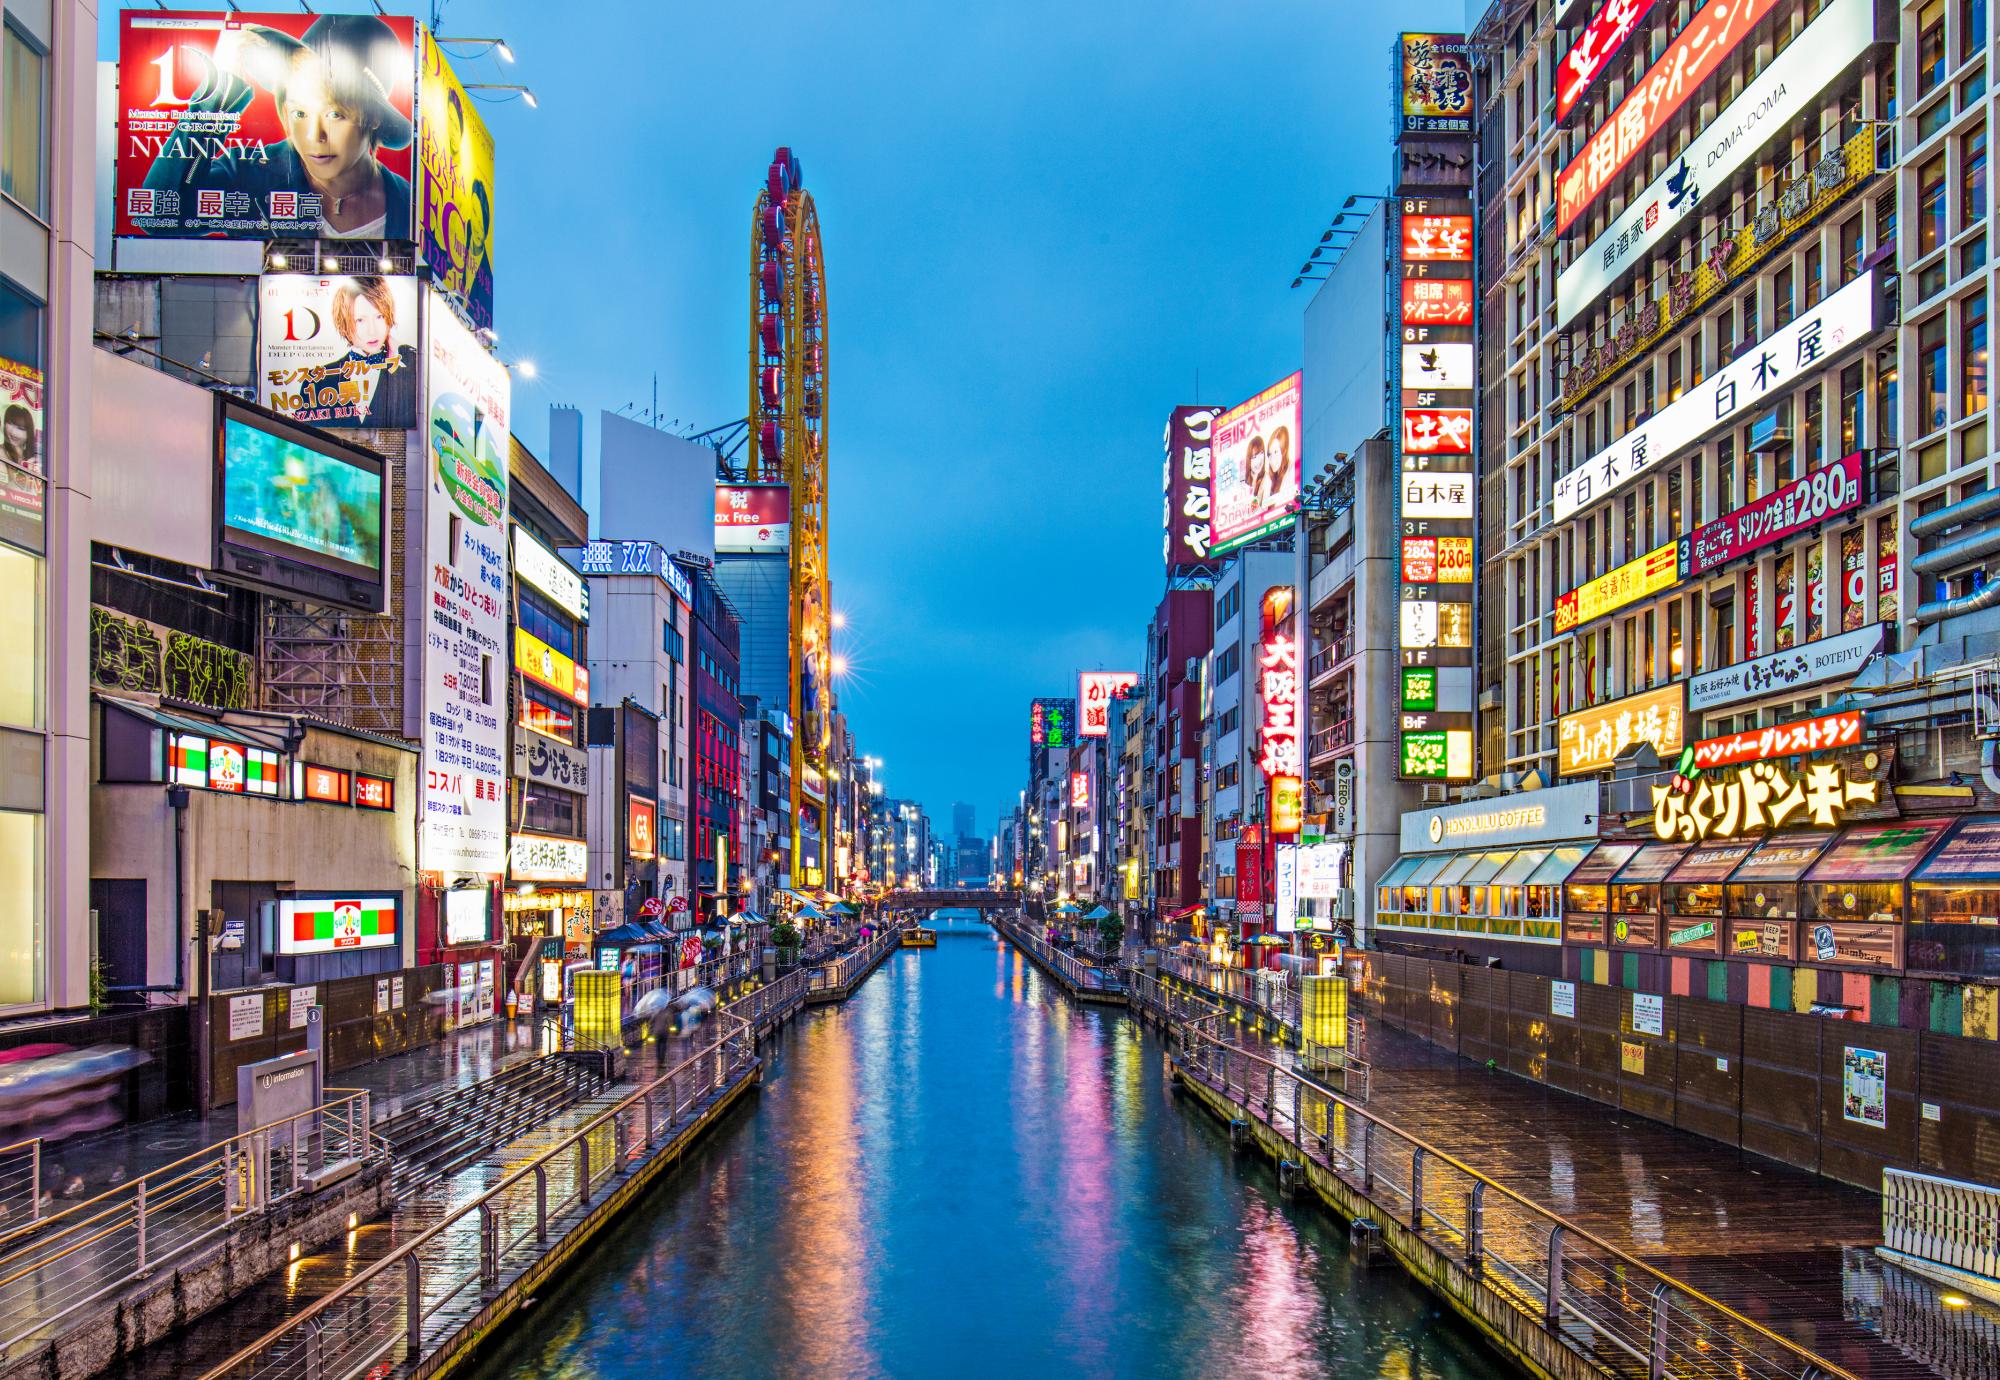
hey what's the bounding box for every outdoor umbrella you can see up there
[1083,906,1111,921]
[1053,901,1082,915]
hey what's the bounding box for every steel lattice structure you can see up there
[749,147,832,886]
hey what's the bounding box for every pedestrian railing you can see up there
[1170,1015,1855,1380]
[807,929,901,998]
[0,1139,41,1241]
[1002,925,1124,995]
[731,969,808,1029]
[1156,951,1299,1030]
[0,1090,374,1358]
[197,1017,761,1380]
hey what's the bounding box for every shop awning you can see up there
[1492,848,1550,887]
[1459,850,1516,885]
[1430,851,1485,887]
[1665,840,1759,884]
[1808,817,1957,882]
[1728,831,1836,884]
[1403,853,1457,887]
[1913,817,2000,883]
[1373,854,1427,889]
[1610,842,1688,884]
[1525,844,1592,887]
[1567,842,1639,886]
[99,694,290,751]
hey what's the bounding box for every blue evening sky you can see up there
[100,0,1463,837]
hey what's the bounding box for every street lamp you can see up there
[436,37,517,63]
[464,83,539,108]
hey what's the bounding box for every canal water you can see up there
[469,920,1494,1379]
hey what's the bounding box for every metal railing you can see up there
[1002,925,1124,995]
[198,1020,760,1380]
[0,1139,41,1241]
[0,1090,374,1357]
[1169,1010,1855,1380]
[1156,951,1299,1030]
[807,928,901,998]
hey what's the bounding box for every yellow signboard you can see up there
[1558,684,1685,777]
[515,628,585,704]
[1554,542,1678,634]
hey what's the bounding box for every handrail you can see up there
[0,1089,373,1355]
[1163,994,1857,1380]
[198,977,805,1380]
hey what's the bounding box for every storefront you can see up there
[1375,783,1600,966]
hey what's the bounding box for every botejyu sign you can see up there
[1555,0,1884,330]
[1686,623,1884,712]
[1552,270,1879,524]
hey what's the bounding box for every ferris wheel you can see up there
[749,147,832,881]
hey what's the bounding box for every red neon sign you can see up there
[1401,277,1474,326]
[1557,0,1662,124]
[1555,0,1781,232]
[1401,408,1473,455]
[1688,710,1864,771]
[1402,215,1472,261]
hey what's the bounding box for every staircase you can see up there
[376,1051,612,1193]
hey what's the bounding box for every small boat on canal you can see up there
[902,926,937,947]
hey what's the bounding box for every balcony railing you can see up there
[1309,719,1354,760]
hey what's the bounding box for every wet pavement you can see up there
[43,1016,545,1200]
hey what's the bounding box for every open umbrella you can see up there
[797,902,828,921]
[1083,905,1111,921]
[1053,901,1083,915]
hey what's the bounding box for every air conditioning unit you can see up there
[1421,784,1449,804]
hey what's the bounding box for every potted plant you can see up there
[771,919,802,967]
[1096,909,1125,956]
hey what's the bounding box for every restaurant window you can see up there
[1713,600,1737,668]
[520,787,580,837]
[1966,291,1990,417]
[1803,383,1824,468]
[1920,152,1949,256]
[0,544,39,730]
[1717,440,1736,511]
[1,22,44,218]
[1920,313,1949,433]
[0,810,40,1006]
[1668,602,1684,676]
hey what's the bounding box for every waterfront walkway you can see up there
[1076,941,1994,1379]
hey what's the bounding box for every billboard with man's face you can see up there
[1209,372,1303,555]
[258,274,421,428]
[116,11,417,239]
[416,32,496,330]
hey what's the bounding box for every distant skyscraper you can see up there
[952,801,975,842]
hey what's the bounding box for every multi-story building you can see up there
[1344,5,2000,1184]
[1147,588,1212,940]
[575,540,694,926]
[1205,547,1295,939]
[505,441,590,986]
[689,561,745,920]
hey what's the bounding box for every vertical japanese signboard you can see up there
[421,292,510,878]
[1392,38,1477,782]
[1163,405,1220,574]
[1259,586,1301,842]
[1079,672,1139,737]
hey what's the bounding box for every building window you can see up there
[1920,152,1948,257]
[1840,361,1866,452]
[1970,0,1990,58]
[1774,263,1795,328]
[1919,0,1948,97]
[0,543,40,730]
[0,278,40,369]
[0,810,40,1006]
[1967,125,1990,233]
[1920,314,1949,432]
[1,23,44,217]
[520,787,580,836]
[1839,216,1863,283]
[1967,292,1990,417]
[516,585,575,660]
[1877,345,1901,445]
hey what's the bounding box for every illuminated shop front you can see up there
[1374,783,1600,967]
